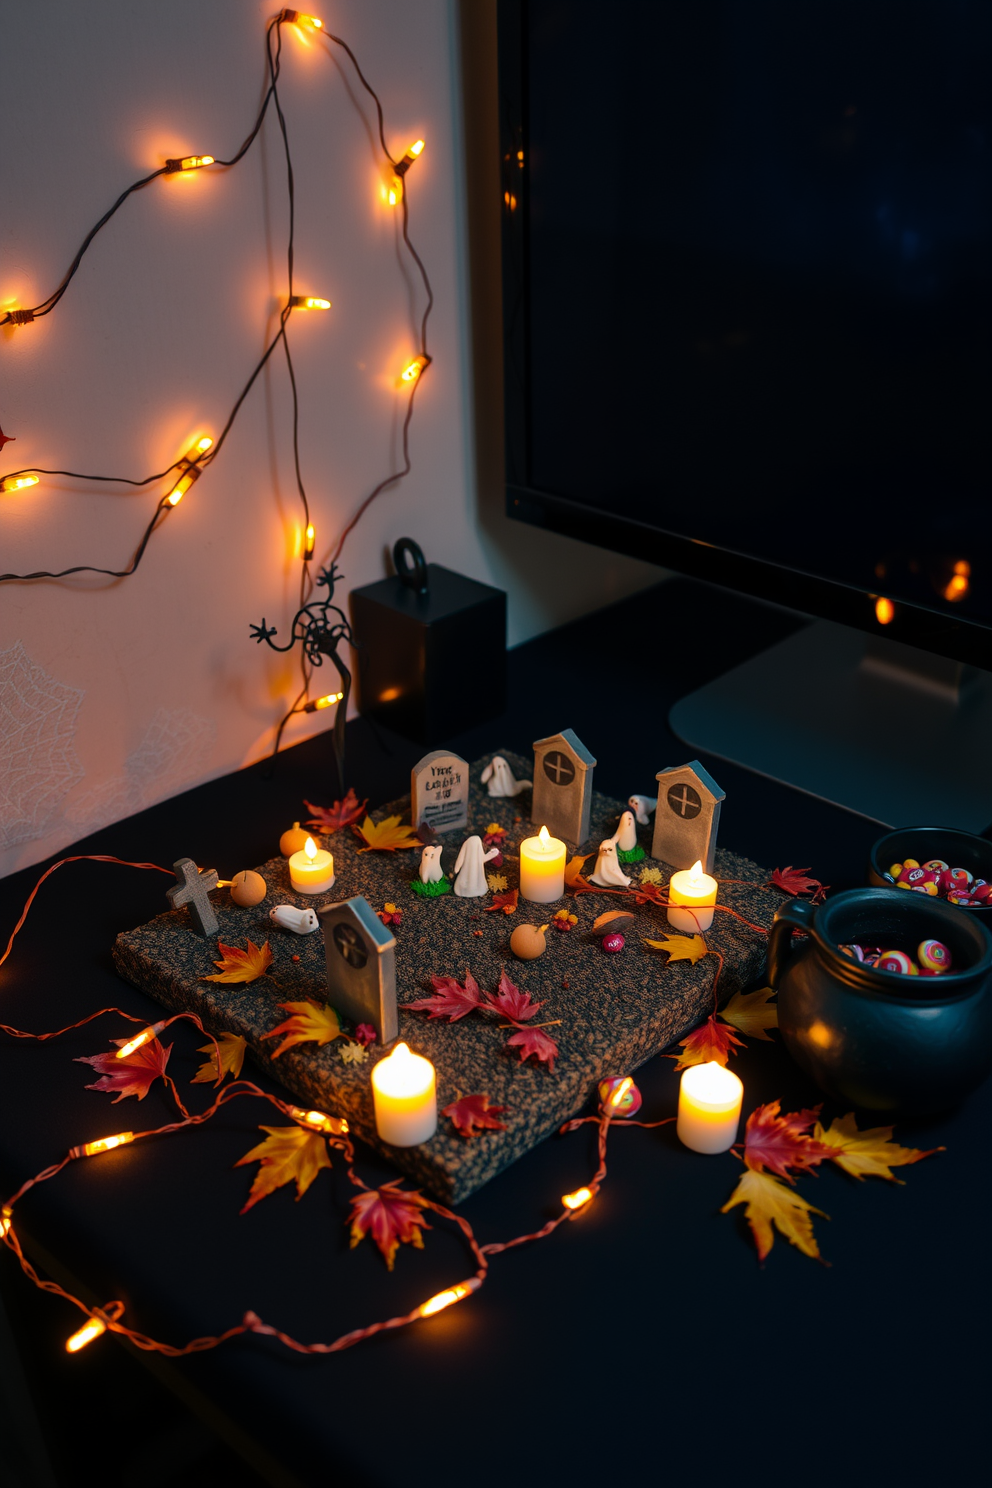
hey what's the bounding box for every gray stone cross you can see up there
[166,858,219,937]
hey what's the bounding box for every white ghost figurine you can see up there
[615,809,639,853]
[590,838,631,889]
[453,834,500,897]
[481,756,531,798]
[629,794,657,826]
[419,843,445,885]
[269,905,319,934]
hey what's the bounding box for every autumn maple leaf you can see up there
[722,1168,828,1263]
[669,1014,745,1070]
[742,1100,840,1181]
[201,939,273,985]
[348,1180,431,1270]
[644,933,708,964]
[352,814,422,853]
[76,1038,172,1102]
[303,788,367,832]
[485,887,519,914]
[767,866,828,899]
[592,910,635,932]
[405,970,485,1022]
[633,882,667,907]
[485,968,543,1022]
[718,986,778,1041]
[261,1001,341,1058]
[506,1024,558,1071]
[444,1093,508,1137]
[191,1032,247,1085]
[563,854,591,888]
[235,1125,331,1213]
[813,1112,944,1182]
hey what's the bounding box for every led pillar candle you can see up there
[519,824,567,903]
[667,859,718,932]
[288,835,335,894]
[371,1042,437,1146]
[676,1061,743,1154]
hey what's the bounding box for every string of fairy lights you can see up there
[0,8,433,733]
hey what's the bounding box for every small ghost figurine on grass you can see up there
[418,844,445,885]
[615,810,639,852]
[629,794,657,826]
[453,835,500,897]
[589,838,631,889]
[481,756,531,798]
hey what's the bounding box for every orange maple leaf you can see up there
[719,986,778,1041]
[563,854,591,888]
[303,788,368,832]
[814,1112,945,1182]
[443,1093,508,1137]
[235,1125,332,1213]
[743,1100,840,1181]
[201,939,273,984]
[722,1168,828,1263]
[486,887,519,914]
[261,1001,341,1059]
[352,814,422,853]
[75,1038,171,1102]
[348,1180,431,1269]
[191,1032,247,1085]
[644,933,709,964]
[668,1013,745,1069]
[592,910,635,932]
[633,882,667,907]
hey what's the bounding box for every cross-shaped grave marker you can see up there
[166,858,219,937]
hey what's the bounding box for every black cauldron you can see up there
[770,888,992,1114]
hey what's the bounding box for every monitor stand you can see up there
[669,621,992,831]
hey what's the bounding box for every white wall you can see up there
[0,0,663,880]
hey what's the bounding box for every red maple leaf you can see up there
[485,888,518,914]
[76,1037,172,1102]
[404,970,485,1022]
[443,1093,508,1137]
[483,825,508,848]
[485,968,543,1023]
[767,866,827,899]
[303,788,367,832]
[743,1100,841,1181]
[348,1180,431,1269]
[633,882,667,907]
[354,1023,377,1047]
[506,1024,558,1071]
[668,1014,745,1070]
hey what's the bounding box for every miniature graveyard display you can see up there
[531,729,596,846]
[318,896,398,1043]
[166,859,219,936]
[410,749,469,834]
[651,761,725,873]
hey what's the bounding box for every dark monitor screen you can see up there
[500,0,992,660]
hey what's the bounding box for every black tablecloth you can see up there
[1,579,987,1488]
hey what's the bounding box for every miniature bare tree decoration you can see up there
[250,564,354,787]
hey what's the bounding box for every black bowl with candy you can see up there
[868,825,992,928]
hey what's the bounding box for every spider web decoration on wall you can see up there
[0,641,85,849]
[65,707,218,836]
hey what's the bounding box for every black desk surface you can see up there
[1,579,987,1488]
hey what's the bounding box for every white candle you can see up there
[667,858,718,932]
[371,1042,437,1146]
[288,835,335,895]
[677,1061,743,1153]
[519,824,567,903]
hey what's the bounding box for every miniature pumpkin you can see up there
[230,870,267,907]
[280,821,310,857]
[510,923,548,960]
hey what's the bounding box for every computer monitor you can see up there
[498,0,992,829]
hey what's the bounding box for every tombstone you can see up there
[531,729,596,846]
[410,749,469,834]
[318,895,398,1043]
[166,858,219,936]
[651,761,725,873]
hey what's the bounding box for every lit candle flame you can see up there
[538,825,551,848]
[687,860,706,890]
[304,836,317,862]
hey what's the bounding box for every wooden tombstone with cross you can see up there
[531,728,597,846]
[318,896,398,1043]
[651,761,725,873]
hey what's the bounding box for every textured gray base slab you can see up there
[113,752,784,1203]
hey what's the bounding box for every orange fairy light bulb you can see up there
[304,522,316,559]
[116,1021,167,1060]
[0,473,39,494]
[165,435,211,507]
[562,1187,593,1211]
[609,1076,633,1110]
[0,1205,12,1239]
[166,155,214,172]
[289,295,331,311]
[73,1132,135,1159]
[419,1277,481,1318]
[286,1105,348,1135]
[282,8,323,29]
[394,139,426,178]
[65,1316,107,1353]
[401,354,431,384]
[303,690,343,713]
[875,596,895,625]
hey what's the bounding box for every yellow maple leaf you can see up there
[722,1168,828,1263]
[201,939,273,984]
[643,933,708,964]
[261,1000,341,1059]
[353,814,422,852]
[191,1032,247,1085]
[340,1040,368,1065]
[814,1112,944,1182]
[719,986,778,1041]
[564,853,591,887]
[235,1125,331,1213]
